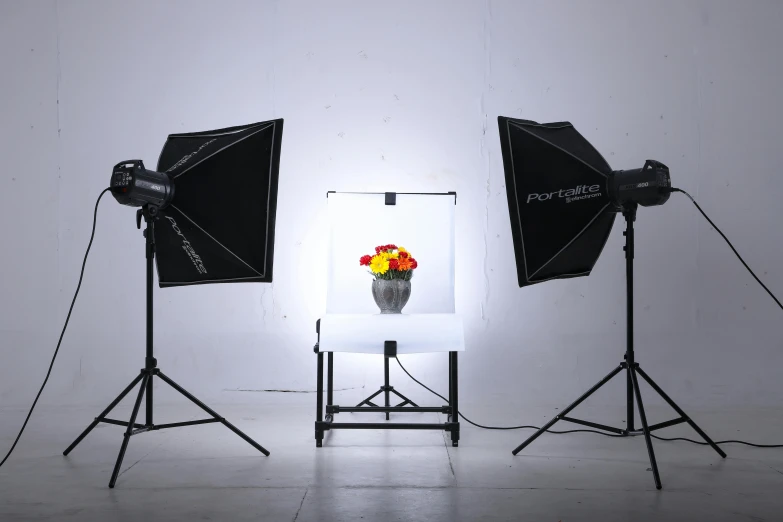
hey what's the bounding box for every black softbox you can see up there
[154,120,283,287]
[498,117,617,288]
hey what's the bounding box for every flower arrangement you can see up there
[359,244,418,281]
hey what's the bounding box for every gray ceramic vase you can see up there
[372,279,411,314]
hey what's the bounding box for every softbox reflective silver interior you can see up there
[498,117,616,288]
[154,119,283,287]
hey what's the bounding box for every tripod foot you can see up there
[220,418,270,456]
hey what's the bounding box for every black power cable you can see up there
[395,357,783,448]
[0,188,110,469]
[395,356,624,438]
[670,188,782,311]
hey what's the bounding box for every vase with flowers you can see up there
[359,244,418,314]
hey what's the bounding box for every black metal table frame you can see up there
[314,321,460,447]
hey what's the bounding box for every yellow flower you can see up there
[369,254,389,274]
[388,252,399,259]
[398,247,407,254]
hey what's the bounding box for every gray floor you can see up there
[1,393,782,522]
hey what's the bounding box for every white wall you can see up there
[1,0,781,411]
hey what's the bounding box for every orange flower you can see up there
[397,257,413,271]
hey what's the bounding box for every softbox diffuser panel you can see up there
[498,117,616,288]
[154,119,283,287]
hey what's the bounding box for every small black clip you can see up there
[385,192,396,205]
[136,209,143,229]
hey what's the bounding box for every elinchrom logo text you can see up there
[526,184,602,204]
[165,216,207,274]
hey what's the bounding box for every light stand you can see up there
[63,206,269,488]
[511,203,726,489]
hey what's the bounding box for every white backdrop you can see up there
[1,0,782,411]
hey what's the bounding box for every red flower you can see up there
[389,259,399,270]
[386,244,397,250]
[409,258,418,269]
[398,251,409,259]
[375,246,382,254]
[359,255,372,266]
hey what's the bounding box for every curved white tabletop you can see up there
[318,314,465,354]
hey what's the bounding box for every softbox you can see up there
[154,120,283,287]
[498,117,616,288]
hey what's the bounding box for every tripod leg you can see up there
[384,356,390,421]
[450,352,459,447]
[448,354,453,421]
[146,373,154,427]
[630,366,662,490]
[316,352,324,447]
[155,371,270,456]
[108,374,148,488]
[327,352,334,410]
[390,388,419,407]
[512,364,624,455]
[356,389,383,407]
[63,373,145,456]
[627,366,635,431]
[635,366,726,458]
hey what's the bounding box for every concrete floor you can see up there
[1,392,782,522]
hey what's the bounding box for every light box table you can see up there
[314,313,464,447]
